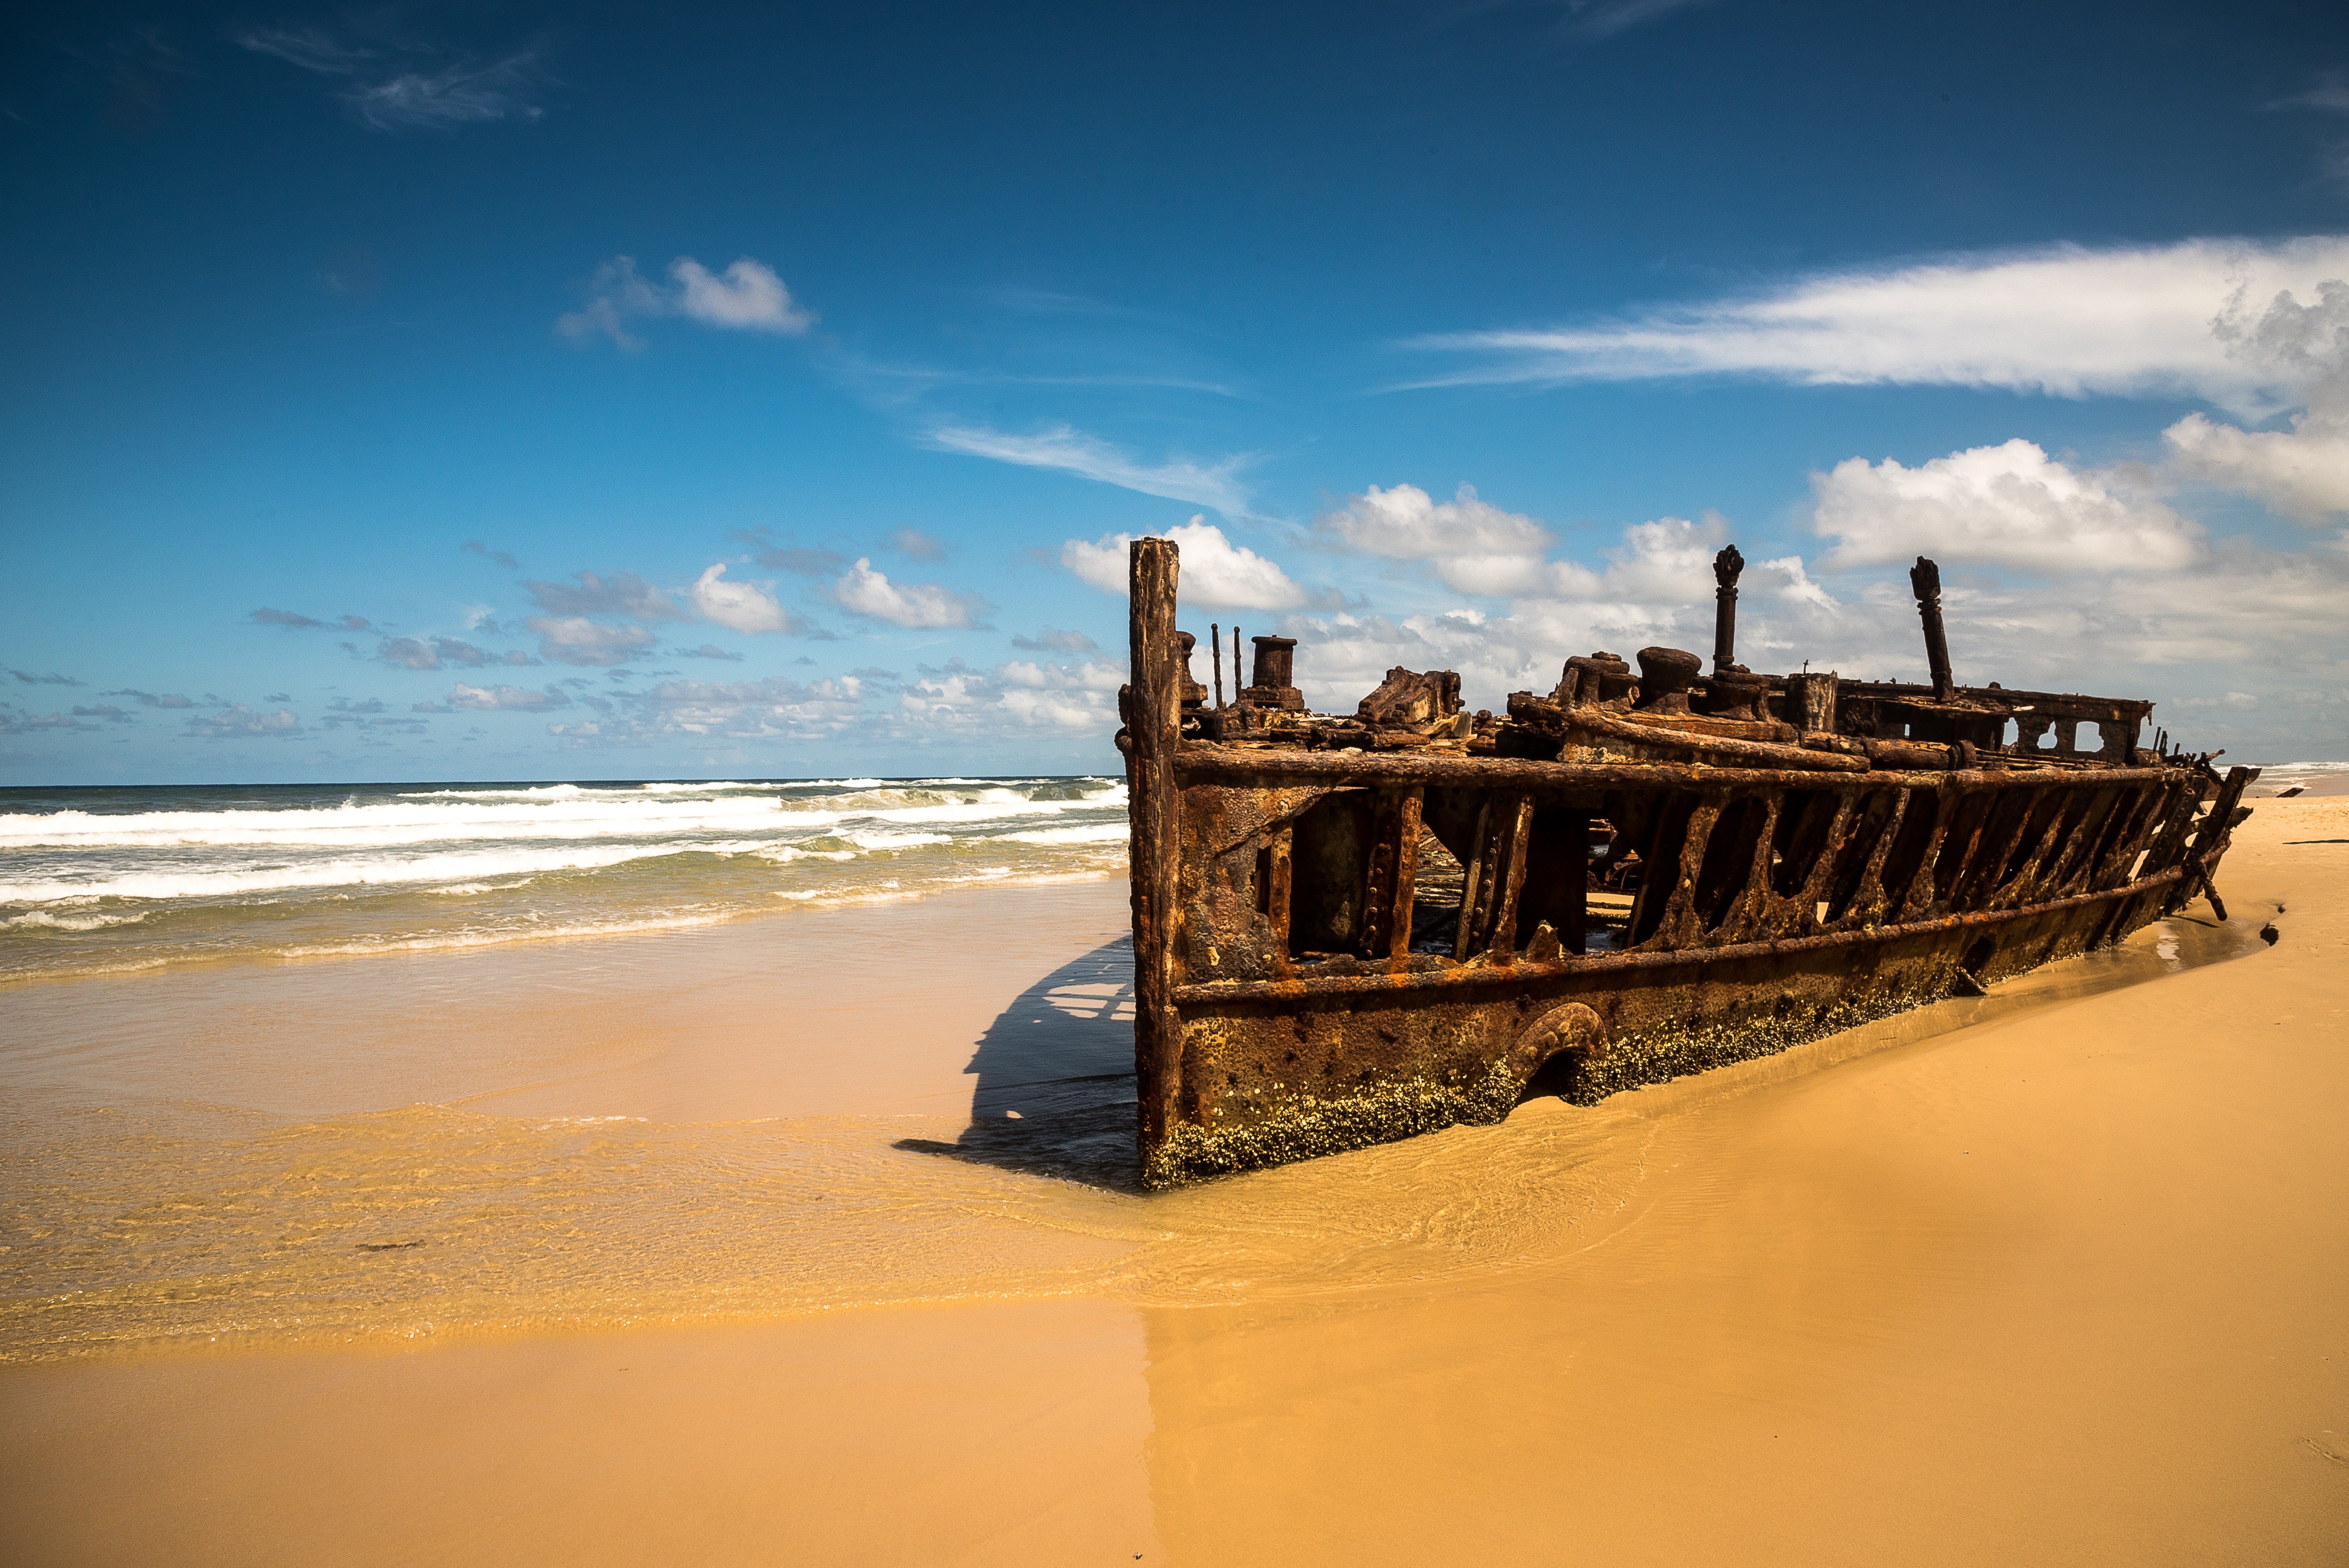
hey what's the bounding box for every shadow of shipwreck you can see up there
[894,934,1145,1192]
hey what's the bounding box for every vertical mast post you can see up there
[1127,537,1182,1166]
[1909,555,1957,701]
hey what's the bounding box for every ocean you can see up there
[0,775,1130,986]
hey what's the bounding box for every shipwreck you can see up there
[1116,536,2256,1187]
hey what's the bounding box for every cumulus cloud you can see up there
[2166,403,2349,523]
[559,256,813,348]
[671,258,814,333]
[829,559,994,629]
[10,669,82,686]
[2159,278,2349,521]
[899,658,1123,734]
[463,540,521,569]
[1809,440,2202,572]
[107,688,193,708]
[1411,236,2349,416]
[525,569,687,621]
[676,643,745,661]
[689,564,795,634]
[1318,483,1556,596]
[449,682,571,712]
[1063,517,1308,609]
[71,703,133,723]
[928,423,1254,515]
[525,616,659,667]
[187,706,301,739]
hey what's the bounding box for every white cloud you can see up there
[927,423,1253,515]
[830,559,992,629]
[239,28,546,134]
[899,659,1122,734]
[345,56,545,132]
[1317,483,1555,596]
[560,256,814,348]
[1412,237,2349,416]
[2166,404,2349,522]
[186,706,302,739]
[1062,517,1308,610]
[525,616,659,667]
[449,683,570,712]
[1809,440,2202,572]
[671,259,816,334]
[2161,282,2349,522]
[689,564,795,634]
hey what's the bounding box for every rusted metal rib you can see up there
[1171,856,2203,1005]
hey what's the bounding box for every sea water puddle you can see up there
[0,912,2266,1363]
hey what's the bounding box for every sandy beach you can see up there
[3,797,2344,1565]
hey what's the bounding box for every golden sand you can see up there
[2,799,2344,1564]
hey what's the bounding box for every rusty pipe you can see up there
[1712,543,1744,674]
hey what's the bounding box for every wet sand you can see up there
[4,801,2345,1564]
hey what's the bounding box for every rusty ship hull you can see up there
[1118,538,2253,1188]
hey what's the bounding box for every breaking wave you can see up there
[0,775,1128,982]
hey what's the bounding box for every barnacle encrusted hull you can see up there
[1120,538,2254,1187]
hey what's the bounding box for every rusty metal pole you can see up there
[1711,544,1744,674]
[1128,538,1182,1171]
[1909,555,1957,701]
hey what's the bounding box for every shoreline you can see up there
[2,798,2343,1562]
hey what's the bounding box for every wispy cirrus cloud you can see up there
[927,422,1255,516]
[1548,0,1717,40]
[1406,236,2349,416]
[558,256,815,348]
[238,27,549,133]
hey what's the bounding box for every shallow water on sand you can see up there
[0,878,2268,1365]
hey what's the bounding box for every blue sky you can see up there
[3,0,2345,784]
